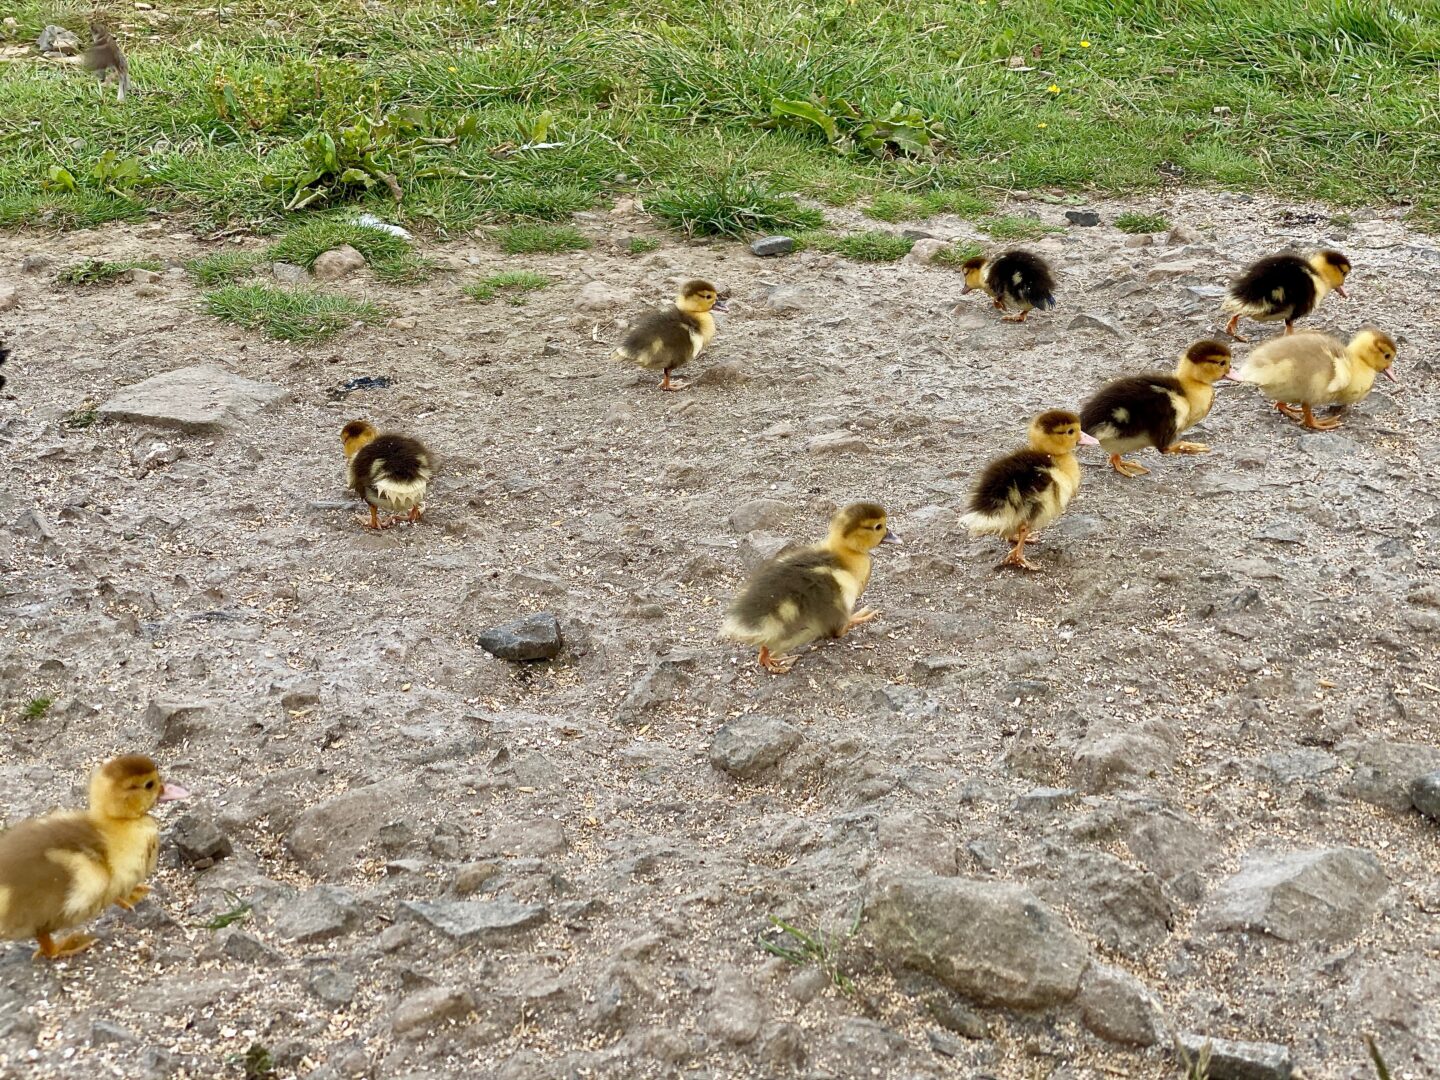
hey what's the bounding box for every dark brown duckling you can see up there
[340,420,433,530]
[1222,249,1350,341]
[612,279,726,391]
[959,250,1057,323]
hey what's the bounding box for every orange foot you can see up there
[355,506,396,530]
[1001,310,1029,323]
[659,370,684,392]
[1160,440,1210,455]
[113,883,151,911]
[841,607,879,635]
[757,646,797,674]
[1297,403,1341,431]
[1223,313,1248,342]
[1109,454,1150,477]
[34,932,98,960]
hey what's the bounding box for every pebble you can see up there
[728,498,790,533]
[169,812,232,866]
[903,239,950,266]
[750,236,795,257]
[272,261,308,284]
[1409,772,1440,822]
[705,970,765,1045]
[390,987,475,1037]
[709,716,801,779]
[311,245,367,282]
[20,254,52,274]
[477,612,564,661]
[806,431,869,454]
[1067,312,1124,336]
[1065,210,1101,226]
[1124,233,1153,247]
[1177,1034,1292,1080]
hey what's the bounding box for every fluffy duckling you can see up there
[1235,327,1397,431]
[1079,340,1234,478]
[341,420,433,530]
[613,279,727,391]
[959,250,1057,323]
[0,340,9,392]
[721,502,898,674]
[0,755,188,959]
[1222,249,1350,341]
[960,411,1097,571]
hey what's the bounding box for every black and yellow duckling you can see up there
[1221,249,1350,341]
[613,279,727,391]
[1236,327,1397,431]
[959,250,1057,323]
[0,340,9,392]
[0,755,188,959]
[340,420,433,530]
[721,502,898,674]
[960,411,1097,571]
[1079,340,1234,478]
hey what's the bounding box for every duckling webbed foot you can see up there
[757,646,797,674]
[658,370,684,392]
[1108,454,1151,477]
[1223,314,1248,342]
[1298,403,1341,431]
[355,506,398,530]
[1000,310,1029,323]
[841,607,879,635]
[34,932,98,960]
[1160,441,1210,455]
[996,528,1039,571]
[113,883,151,911]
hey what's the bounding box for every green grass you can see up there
[266,219,431,284]
[55,258,164,285]
[62,406,99,429]
[186,250,265,286]
[1114,211,1169,234]
[626,237,660,255]
[933,241,985,267]
[0,1,1435,235]
[800,230,915,261]
[496,223,591,254]
[466,269,551,303]
[205,284,385,342]
[980,216,1064,241]
[647,178,824,239]
[758,916,857,996]
[865,188,994,223]
[23,697,53,719]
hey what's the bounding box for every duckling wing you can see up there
[1224,254,1318,318]
[1080,374,1182,452]
[1239,332,1345,401]
[988,250,1056,310]
[961,449,1061,534]
[348,435,432,511]
[722,550,850,652]
[615,308,704,371]
[0,815,109,935]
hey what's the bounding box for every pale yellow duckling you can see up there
[721,502,898,674]
[612,279,726,391]
[1235,327,1397,430]
[0,755,189,959]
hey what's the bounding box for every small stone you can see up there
[1145,261,1200,281]
[451,861,501,896]
[902,228,939,241]
[575,281,634,312]
[272,261,308,284]
[131,435,183,477]
[709,716,801,779]
[1067,313,1123,336]
[170,812,232,866]
[20,254,53,274]
[1200,847,1388,943]
[480,817,568,858]
[1065,210,1101,226]
[750,236,795,257]
[706,970,765,1045]
[0,283,18,311]
[1013,787,1079,813]
[126,268,162,285]
[390,987,475,1037]
[763,285,819,313]
[1078,964,1164,1047]
[398,898,547,941]
[1072,730,1175,792]
[728,498,790,533]
[477,612,563,661]
[693,361,751,386]
[806,431,869,454]
[271,885,360,943]
[925,997,989,1039]
[143,699,215,747]
[1167,225,1200,244]
[1183,284,1227,303]
[1412,772,1440,821]
[287,779,407,878]
[134,283,167,299]
[99,366,287,432]
[37,25,81,54]
[310,245,367,282]
[1123,233,1153,248]
[308,968,357,1007]
[903,239,950,266]
[90,1021,135,1047]
[1177,1034,1292,1080]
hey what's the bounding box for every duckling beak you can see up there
[1335,285,1349,299]
[159,783,191,803]
[1382,366,1397,383]
[880,529,902,546]
[1223,369,1245,382]
[960,284,973,295]
[712,299,729,312]
[1078,432,1100,446]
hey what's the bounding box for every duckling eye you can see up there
[145,780,155,789]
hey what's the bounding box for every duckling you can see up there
[341,420,433,530]
[0,755,188,959]
[0,340,9,392]
[721,502,898,674]
[1235,327,1397,431]
[960,410,1097,571]
[1079,339,1234,478]
[1222,249,1350,341]
[958,250,1057,323]
[612,279,727,391]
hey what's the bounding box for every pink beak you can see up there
[960,284,973,295]
[159,783,191,803]
[1335,285,1349,299]
[1382,367,1397,383]
[1078,432,1100,446]
[1223,369,1245,382]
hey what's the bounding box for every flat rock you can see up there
[272,885,360,943]
[390,987,475,1037]
[575,281,634,312]
[728,498,790,533]
[868,873,1090,1009]
[806,431,869,454]
[764,285,819,313]
[98,366,287,432]
[1067,312,1123,336]
[37,25,80,54]
[709,716,801,779]
[1065,210,1101,226]
[169,812,232,865]
[287,779,408,878]
[478,612,563,661]
[903,239,950,266]
[1146,261,1200,281]
[398,899,547,941]
[750,236,795,257]
[1200,847,1388,943]
[1412,772,1440,821]
[479,817,568,858]
[1177,1034,1292,1080]
[1078,964,1164,1047]
[311,245,367,282]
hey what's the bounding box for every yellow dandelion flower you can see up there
[1047,84,1060,93]
[448,65,458,72]
[1080,40,1091,47]
[1037,122,1048,128]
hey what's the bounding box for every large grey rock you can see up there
[397,898,547,942]
[868,873,1090,1009]
[750,236,795,257]
[1339,739,1440,811]
[1412,772,1440,821]
[311,245,366,282]
[1023,846,1173,954]
[478,612,563,661]
[272,885,360,943]
[37,25,81,54]
[1200,847,1388,943]
[286,779,408,878]
[705,969,765,1045]
[169,812,232,866]
[1078,964,1163,1046]
[1072,729,1175,792]
[98,366,287,432]
[1177,1034,1292,1080]
[1065,210,1100,226]
[709,716,801,779]
[390,987,475,1037]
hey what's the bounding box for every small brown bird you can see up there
[84,22,130,103]
[958,250,1057,323]
[721,502,898,674]
[612,279,726,390]
[0,755,188,960]
[1221,249,1350,341]
[340,420,433,530]
[960,410,1097,570]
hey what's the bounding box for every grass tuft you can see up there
[979,216,1064,242]
[496,223,592,254]
[266,219,432,284]
[1115,212,1170,234]
[758,915,858,996]
[933,242,985,267]
[186,251,265,286]
[23,697,54,719]
[626,237,660,255]
[466,270,552,303]
[56,259,164,285]
[205,285,385,343]
[799,230,914,262]
[648,178,824,239]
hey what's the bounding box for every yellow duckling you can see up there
[1079,340,1234,477]
[1222,249,1350,341]
[341,420,434,530]
[958,250,1057,323]
[1235,327,1397,431]
[721,502,898,674]
[613,279,726,391]
[0,755,189,959]
[960,410,1098,571]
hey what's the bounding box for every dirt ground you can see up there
[1,189,1438,1080]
